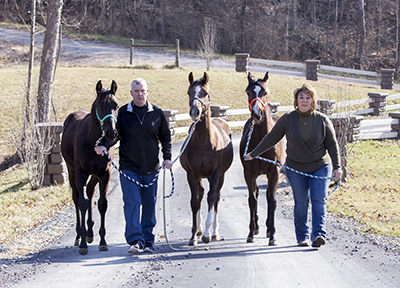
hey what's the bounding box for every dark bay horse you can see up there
[61,80,119,255]
[180,72,234,246]
[239,72,286,245]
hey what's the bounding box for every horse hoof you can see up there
[79,248,88,255]
[247,237,255,243]
[189,239,197,246]
[74,240,80,246]
[202,236,211,244]
[212,235,220,241]
[196,231,203,237]
[99,245,108,251]
[86,236,94,243]
[254,229,259,236]
[269,239,277,246]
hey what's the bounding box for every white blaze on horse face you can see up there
[252,85,262,114]
[192,85,202,107]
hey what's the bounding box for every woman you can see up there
[244,83,342,248]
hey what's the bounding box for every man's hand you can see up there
[94,146,107,156]
[163,160,173,169]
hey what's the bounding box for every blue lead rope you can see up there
[244,122,341,200]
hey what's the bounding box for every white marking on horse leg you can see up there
[196,210,203,235]
[212,210,219,239]
[203,207,215,239]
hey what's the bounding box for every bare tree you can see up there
[358,0,366,68]
[198,18,219,71]
[37,0,63,123]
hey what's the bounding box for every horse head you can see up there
[246,72,270,123]
[187,72,211,122]
[92,80,119,140]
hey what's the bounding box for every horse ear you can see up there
[203,72,209,84]
[96,80,103,95]
[111,80,117,94]
[262,72,269,82]
[188,72,194,84]
[247,72,254,83]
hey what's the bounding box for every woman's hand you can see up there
[332,168,343,181]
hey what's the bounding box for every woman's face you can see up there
[297,91,312,112]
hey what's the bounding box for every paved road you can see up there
[1,26,400,287]
[2,134,399,288]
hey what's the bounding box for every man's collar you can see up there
[127,100,154,112]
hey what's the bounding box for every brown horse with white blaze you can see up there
[61,80,119,255]
[180,72,234,246]
[239,72,286,245]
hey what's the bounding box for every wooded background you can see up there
[2,0,400,75]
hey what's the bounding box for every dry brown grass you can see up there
[1,41,400,246]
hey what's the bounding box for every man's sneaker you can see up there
[311,236,326,248]
[143,242,155,253]
[298,240,310,247]
[128,241,144,253]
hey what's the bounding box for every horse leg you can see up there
[187,172,204,246]
[203,173,224,243]
[68,167,81,247]
[75,167,90,255]
[97,171,110,251]
[266,167,280,246]
[245,172,259,243]
[85,176,98,244]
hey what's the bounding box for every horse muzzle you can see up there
[105,128,118,141]
[190,106,201,122]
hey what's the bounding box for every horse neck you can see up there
[88,114,103,144]
[194,107,214,141]
[255,110,274,134]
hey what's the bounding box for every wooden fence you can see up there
[164,92,400,140]
[235,54,397,90]
[130,38,180,67]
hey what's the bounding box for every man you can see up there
[95,78,172,253]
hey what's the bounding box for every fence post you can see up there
[163,110,179,138]
[306,60,320,81]
[38,122,66,186]
[235,53,250,72]
[130,39,134,65]
[210,105,229,119]
[317,99,335,116]
[388,112,400,138]
[175,39,180,68]
[380,69,395,90]
[368,92,388,116]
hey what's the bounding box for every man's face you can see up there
[130,82,148,107]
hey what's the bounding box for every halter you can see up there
[96,108,117,136]
[191,95,210,109]
[248,97,267,113]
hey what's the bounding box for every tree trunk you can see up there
[358,0,366,68]
[26,0,36,125]
[37,0,63,123]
